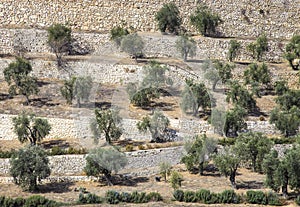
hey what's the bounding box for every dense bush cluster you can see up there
[173,189,240,204]
[78,191,162,205]
[173,189,281,205]
[0,195,64,207]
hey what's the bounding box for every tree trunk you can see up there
[104,174,113,186]
[199,162,204,176]
[252,155,257,172]
[212,81,218,91]
[183,53,187,62]
[230,170,237,189]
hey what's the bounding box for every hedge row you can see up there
[78,191,163,205]
[0,195,64,207]
[173,189,282,206]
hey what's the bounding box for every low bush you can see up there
[0,195,63,207]
[195,189,211,203]
[173,189,184,202]
[130,191,148,203]
[218,190,240,204]
[183,191,197,203]
[105,191,121,204]
[105,191,162,204]
[78,193,102,204]
[246,190,268,205]
[266,192,282,206]
[146,192,163,202]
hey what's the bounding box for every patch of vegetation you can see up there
[190,3,222,37]
[246,34,268,61]
[0,195,65,207]
[155,3,181,34]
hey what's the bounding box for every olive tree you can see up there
[285,34,300,70]
[204,60,234,91]
[181,134,217,175]
[213,146,241,189]
[224,105,247,137]
[90,108,122,144]
[263,146,300,197]
[270,89,300,137]
[127,61,172,107]
[47,23,72,67]
[110,25,129,47]
[190,4,222,37]
[10,145,51,192]
[270,106,300,137]
[73,76,93,107]
[84,147,127,186]
[12,112,51,145]
[159,161,171,182]
[246,34,268,61]
[176,35,196,62]
[227,40,241,62]
[155,3,181,34]
[137,110,170,142]
[181,79,212,116]
[60,76,93,107]
[244,62,271,97]
[235,132,274,172]
[120,33,144,62]
[3,57,39,105]
[60,76,76,105]
[226,81,256,112]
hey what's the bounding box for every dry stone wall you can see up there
[0,28,288,63]
[0,113,282,142]
[0,0,299,39]
[0,146,184,178]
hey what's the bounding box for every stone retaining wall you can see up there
[0,146,184,178]
[0,113,282,141]
[0,0,299,39]
[0,28,287,63]
[0,144,292,183]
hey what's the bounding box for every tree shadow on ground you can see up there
[37,80,52,87]
[38,181,75,193]
[30,97,59,107]
[41,139,70,150]
[236,180,264,190]
[109,175,149,187]
[0,93,10,101]
[78,101,112,110]
[114,139,146,148]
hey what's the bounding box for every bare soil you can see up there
[0,165,295,206]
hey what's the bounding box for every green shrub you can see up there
[296,195,300,205]
[130,191,148,203]
[155,3,181,33]
[78,193,102,204]
[120,192,132,203]
[110,25,129,47]
[219,190,240,204]
[246,190,268,204]
[170,171,183,190]
[105,190,120,204]
[207,193,220,204]
[0,149,16,158]
[146,192,163,202]
[24,195,60,207]
[50,146,64,155]
[195,189,211,203]
[267,192,281,206]
[173,189,184,202]
[183,191,197,203]
[228,40,241,62]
